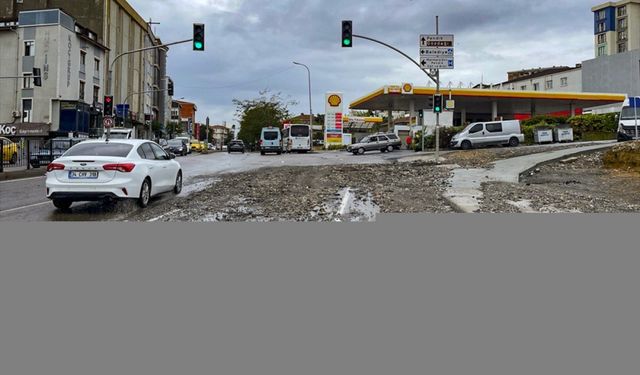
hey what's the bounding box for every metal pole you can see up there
[435,16,440,164]
[635,97,638,140]
[293,62,313,127]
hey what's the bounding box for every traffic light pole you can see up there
[106,38,192,140]
[435,16,441,164]
[352,34,438,85]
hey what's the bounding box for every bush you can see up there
[521,115,568,127]
[326,144,346,151]
[413,126,464,151]
[568,113,617,140]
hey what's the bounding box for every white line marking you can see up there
[0,176,45,184]
[0,201,50,214]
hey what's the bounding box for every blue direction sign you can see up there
[115,104,130,118]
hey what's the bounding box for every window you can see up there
[521,85,527,90]
[22,99,32,123]
[290,126,310,137]
[597,10,606,20]
[79,81,85,101]
[597,22,605,33]
[618,6,627,17]
[64,143,133,157]
[93,86,100,104]
[368,136,378,143]
[486,123,503,133]
[533,83,540,91]
[94,58,100,73]
[545,80,553,90]
[469,124,483,134]
[24,41,34,56]
[598,45,606,56]
[618,18,627,29]
[80,50,86,66]
[140,143,155,159]
[263,131,279,141]
[597,33,606,44]
[561,77,568,87]
[23,73,32,89]
[150,143,169,160]
[618,42,627,53]
[618,30,627,41]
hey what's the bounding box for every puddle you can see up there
[327,187,381,222]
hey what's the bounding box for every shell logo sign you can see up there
[328,94,342,107]
[402,83,414,94]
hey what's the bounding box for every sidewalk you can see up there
[0,167,45,182]
[443,142,617,213]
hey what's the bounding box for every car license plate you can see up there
[69,171,98,179]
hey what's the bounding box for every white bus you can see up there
[282,124,312,153]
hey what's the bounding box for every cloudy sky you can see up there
[129,0,596,125]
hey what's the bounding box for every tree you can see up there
[166,122,184,138]
[151,121,164,139]
[234,90,297,146]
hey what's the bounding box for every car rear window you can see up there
[263,131,279,140]
[63,143,133,157]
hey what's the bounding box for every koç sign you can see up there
[0,124,17,136]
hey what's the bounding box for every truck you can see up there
[617,97,640,141]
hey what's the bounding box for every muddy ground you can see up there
[481,150,640,213]
[128,162,455,222]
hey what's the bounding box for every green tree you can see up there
[151,121,164,138]
[234,90,297,146]
[166,122,184,138]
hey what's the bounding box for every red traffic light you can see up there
[105,97,112,103]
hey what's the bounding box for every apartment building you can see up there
[593,0,640,56]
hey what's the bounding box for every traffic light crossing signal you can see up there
[193,23,205,51]
[104,96,113,116]
[32,68,42,87]
[433,94,443,113]
[342,20,353,47]
[168,81,174,96]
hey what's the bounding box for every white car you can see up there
[46,139,183,210]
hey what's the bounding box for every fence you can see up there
[1,138,80,173]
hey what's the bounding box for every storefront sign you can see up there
[324,92,344,148]
[0,123,50,137]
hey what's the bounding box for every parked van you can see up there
[617,97,640,141]
[450,120,524,150]
[103,128,134,140]
[260,126,282,155]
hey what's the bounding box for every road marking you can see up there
[0,201,50,215]
[0,176,45,184]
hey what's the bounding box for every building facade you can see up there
[494,66,583,93]
[0,9,106,137]
[593,1,640,57]
[0,0,169,137]
[173,100,197,136]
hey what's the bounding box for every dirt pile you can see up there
[603,141,640,171]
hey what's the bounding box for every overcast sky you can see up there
[129,0,596,125]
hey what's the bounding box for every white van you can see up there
[617,98,640,141]
[450,120,524,150]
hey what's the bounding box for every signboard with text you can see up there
[324,93,344,148]
[420,34,455,70]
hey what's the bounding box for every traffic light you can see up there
[104,96,113,116]
[418,109,424,120]
[193,23,205,51]
[433,94,443,113]
[168,81,174,96]
[342,20,353,48]
[32,68,42,87]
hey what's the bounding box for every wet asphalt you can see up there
[0,150,411,222]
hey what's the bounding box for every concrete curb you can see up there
[443,142,617,213]
[1,168,46,182]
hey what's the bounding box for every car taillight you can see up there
[47,163,65,172]
[103,163,136,173]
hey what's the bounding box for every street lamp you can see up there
[293,62,313,127]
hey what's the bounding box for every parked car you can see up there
[30,138,85,168]
[1,137,19,165]
[260,126,283,155]
[175,137,192,154]
[190,140,204,152]
[378,132,402,150]
[164,139,188,156]
[102,128,134,139]
[45,139,182,210]
[449,120,524,150]
[228,140,245,153]
[208,143,216,150]
[347,135,394,155]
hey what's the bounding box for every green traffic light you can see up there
[194,41,203,50]
[343,39,351,46]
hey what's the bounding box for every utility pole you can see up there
[206,116,210,151]
[435,15,441,164]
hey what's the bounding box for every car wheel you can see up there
[173,172,183,195]
[387,145,394,153]
[509,137,520,147]
[52,199,72,210]
[138,178,151,208]
[461,141,472,150]
[358,147,365,155]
